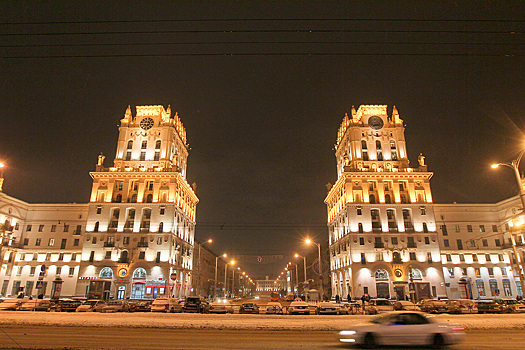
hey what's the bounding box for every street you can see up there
[0,326,523,349]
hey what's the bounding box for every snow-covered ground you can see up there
[0,312,524,330]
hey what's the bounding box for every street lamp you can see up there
[214,253,227,299]
[288,261,299,295]
[0,162,5,192]
[492,155,525,296]
[196,238,213,296]
[294,253,307,284]
[508,221,525,296]
[305,238,323,297]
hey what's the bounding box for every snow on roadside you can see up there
[0,312,524,330]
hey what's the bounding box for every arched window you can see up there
[423,222,428,233]
[158,222,164,233]
[376,140,381,150]
[361,140,367,149]
[98,193,105,202]
[358,223,364,233]
[375,269,389,280]
[141,140,147,149]
[393,252,402,263]
[355,193,362,203]
[93,222,99,232]
[120,250,128,263]
[385,194,392,204]
[133,267,147,279]
[155,140,161,149]
[418,193,424,203]
[127,140,133,149]
[161,193,167,202]
[370,194,376,204]
[410,268,422,280]
[99,267,113,279]
[146,194,153,203]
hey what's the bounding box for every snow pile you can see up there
[0,312,523,330]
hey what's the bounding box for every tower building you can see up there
[76,105,198,299]
[326,105,446,301]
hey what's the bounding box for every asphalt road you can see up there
[0,326,523,349]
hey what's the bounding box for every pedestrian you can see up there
[346,293,350,303]
[335,294,340,303]
[361,294,366,306]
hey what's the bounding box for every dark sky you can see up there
[1,2,524,278]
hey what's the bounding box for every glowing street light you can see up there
[214,253,227,298]
[305,238,323,296]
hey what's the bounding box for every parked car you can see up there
[183,296,209,313]
[52,299,83,312]
[0,298,28,311]
[393,301,420,311]
[129,300,152,312]
[315,302,338,315]
[76,300,106,312]
[337,303,350,315]
[239,302,259,314]
[18,299,53,311]
[287,300,310,315]
[209,300,234,314]
[101,300,130,313]
[265,302,283,314]
[369,298,394,313]
[476,300,505,314]
[446,299,478,314]
[151,298,183,313]
[417,299,447,313]
[493,298,525,313]
[338,311,465,348]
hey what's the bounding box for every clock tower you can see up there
[77,105,198,300]
[326,105,445,301]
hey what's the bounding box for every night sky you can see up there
[1,2,524,278]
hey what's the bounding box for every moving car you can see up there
[287,300,310,315]
[52,299,83,312]
[493,298,525,313]
[183,296,209,313]
[151,298,183,313]
[265,302,283,314]
[369,298,394,313]
[337,311,465,348]
[476,300,505,314]
[76,300,107,312]
[18,299,53,311]
[129,300,152,312]
[0,298,28,311]
[417,299,447,313]
[101,300,130,313]
[393,301,420,311]
[315,302,339,315]
[239,302,259,314]
[446,299,478,314]
[209,300,234,314]
[270,292,280,302]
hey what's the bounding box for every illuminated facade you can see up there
[326,105,445,301]
[76,105,198,299]
[256,277,285,295]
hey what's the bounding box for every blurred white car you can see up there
[18,299,52,311]
[315,302,339,315]
[76,300,106,312]
[393,300,420,311]
[265,302,283,314]
[338,311,465,348]
[209,300,233,314]
[150,298,183,313]
[101,300,131,313]
[287,300,310,315]
[369,298,394,312]
[0,298,28,311]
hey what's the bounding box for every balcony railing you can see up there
[374,243,385,248]
[103,242,115,248]
[137,242,149,248]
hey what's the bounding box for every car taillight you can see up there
[451,327,464,331]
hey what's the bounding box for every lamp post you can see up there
[196,239,213,296]
[214,253,227,299]
[493,156,525,296]
[288,262,299,294]
[306,238,323,297]
[0,162,4,192]
[226,260,235,298]
[295,253,307,284]
[509,221,525,296]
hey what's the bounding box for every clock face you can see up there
[368,116,384,130]
[140,117,154,130]
[118,268,128,278]
[394,269,403,278]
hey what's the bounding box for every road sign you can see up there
[35,281,43,289]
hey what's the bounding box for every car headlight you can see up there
[339,330,357,335]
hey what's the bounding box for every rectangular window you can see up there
[501,267,507,276]
[23,238,29,246]
[485,254,491,262]
[457,239,463,250]
[499,254,505,262]
[420,208,426,215]
[30,266,36,276]
[156,252,161,263]
[495,239,501,247]
[409,252,416,261]
[26,225,32,232]
[488,268,494,276]
[71,253,77,261]
[96,207,102,214]
[476,281,486,297]
[56,266,62,275]
[38,224,44,232]
[157,237,162,245]
[139,251,145,260]
[359,237,364,246]
[475,268,481,276]
[470,240,476,248]
[89,251,95,263]
[407,236,416,248]
[461,268,467,276]
[45,253,51,261]
[140,152,146,161]
[427,252,432,262]
[123,237,130,245]
[424,236,430,244]
[75,225,82,234]
[467,225,473,232]
[443,239,449,247]
[446,254,452,262]
[51,225,56,232]
[74,239,79,246]
[391,237,398,245]
[459,254,465,262]
[447,268,454,277]
[441,225,448,235]
[61,239,67,249]
[105,251,112,260]
[32,253,38,260]
[69,267,75,276]
[125,151,131,161]
[360,253,366,265]
[92,237,97,244]
[482,239,488,247]
[64,224,69,232]
[58,253,64,261]
[160,207,165,215]
[492,225,498,232]
[454,225,460,233]
[16,266,22,275]
[154,152,160,161]
[48,238,54,247]
[480,225,485,232]
[472,254,478,262]
[376,252,384,261]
